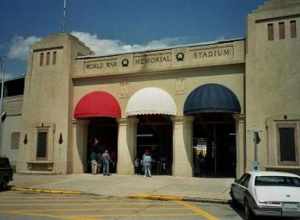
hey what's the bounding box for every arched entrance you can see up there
[74,91,121,174]
[184,84,241,177]
[136,115,173,175]
[126,87,176,175]
[87,118,118,173]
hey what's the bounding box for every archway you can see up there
[74,91,121,174]
[126,87,176,175]
[184,84,241,177]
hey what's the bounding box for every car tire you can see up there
[244,199,255,220]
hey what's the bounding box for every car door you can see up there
[231,174,247,202]
[232,174,251,203]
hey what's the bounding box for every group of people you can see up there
[90,149,111,175]
[89,138,163,177]
[89,137,114,176]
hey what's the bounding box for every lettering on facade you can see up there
[85,59,118,70]
[134,53,172,65]
[83,44,238,74]
[192,46,234,60]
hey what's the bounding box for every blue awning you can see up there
[184,84,241,115]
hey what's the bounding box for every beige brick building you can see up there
[0,0,299,177]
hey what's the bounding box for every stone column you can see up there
[117,117,138,175]
[234,114,245,178]
[71,119,89,173]
[172,116,193,177]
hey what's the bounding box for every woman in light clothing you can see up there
[142,150,152,177]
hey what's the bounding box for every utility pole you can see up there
[0,56,5,118]
[0,56,6,156]
[62,0,67,32]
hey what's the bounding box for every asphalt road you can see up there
[0,191,240,220]
[0,191,297,220]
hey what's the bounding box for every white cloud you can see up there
[7,36,41,60]
[6,32,183,60]
[71,31,182,56]
[0,72,24,81]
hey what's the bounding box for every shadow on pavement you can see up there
[229,201,300,220]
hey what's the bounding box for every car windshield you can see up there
[255,176,300,187]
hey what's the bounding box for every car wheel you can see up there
[244,199,255,220]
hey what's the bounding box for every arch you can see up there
[126,87,177,116]
[184,84,241,115]
[74,91,121,119]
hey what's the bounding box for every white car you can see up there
[230,171,300,219]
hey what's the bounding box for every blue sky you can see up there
[0,0,266,79]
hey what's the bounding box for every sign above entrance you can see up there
[73,40,245,79]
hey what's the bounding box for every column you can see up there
[71,119,89,173]
[172,116,193,177]
[117,117,138,175]
[234,114,245,178]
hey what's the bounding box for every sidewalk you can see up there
[11,174,234,203]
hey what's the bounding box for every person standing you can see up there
[102,150,111,176]
[142,150,152,177]
[90,151,98,175]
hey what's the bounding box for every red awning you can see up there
[74,91,121,119]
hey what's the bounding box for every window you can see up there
[255,176,300,187]
[291,20,297,38]
[240,174,251,188]
[278,125,297,163]
[36,131,47,159]
[40,53,44,66]
[52,51,57,65]
[46,52,50,65]
[237,173,251,188]
[11,132,20,149]
[279,22,285,39]
[268,23,274,41]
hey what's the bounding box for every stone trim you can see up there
[33,46,64,53]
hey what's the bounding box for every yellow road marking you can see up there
[59,214,197,217]
[11,187,81,194]
[0,207,187,212]
[176,200,219,220]
[68,217,98,220]
[0,202,179,207]
[0,210,198,218]
[0,210,71,220]
[0,200,174,203]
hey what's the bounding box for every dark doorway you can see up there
[193,114,236,178]
[87,118,118,173]
[136,115,173,175]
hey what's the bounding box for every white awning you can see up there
[126,87,177,116]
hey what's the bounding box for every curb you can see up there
[11,187,81,195]
[128,194,230,204]
[128,194,183,201]
[11,187,230,204]
[183,196,230,204]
